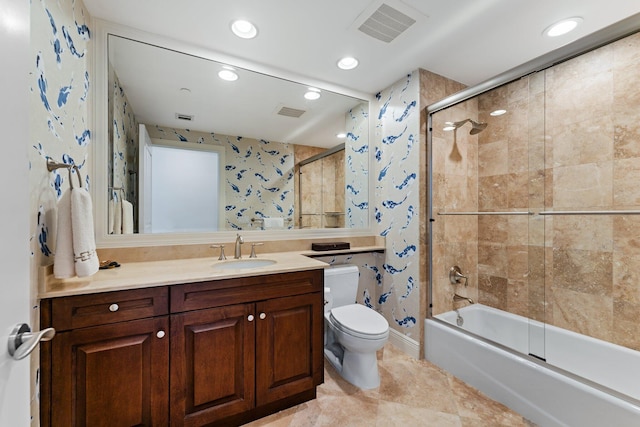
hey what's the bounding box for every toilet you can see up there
[323,264,389,389]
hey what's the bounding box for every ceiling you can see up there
[84,0,640,93]
[86,1,640,148]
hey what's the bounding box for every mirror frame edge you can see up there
[92,18,377,248]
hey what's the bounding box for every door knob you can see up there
[7,323,56,361]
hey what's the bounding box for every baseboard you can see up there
[388,329,420,359]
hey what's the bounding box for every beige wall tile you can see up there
[478,175,509,210]
[553,215,613,252]
[552,248,613,297]
[553,162,613,208]
[551,287,613,342]
[613,157,640,206]
[478,274,508,309]
[478,140,508,177]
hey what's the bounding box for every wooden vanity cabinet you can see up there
[40,269,324,427]
[39,287,170,426]
[170,269,324,426]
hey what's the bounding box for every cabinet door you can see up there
[256,292,323,406]
[171,303,255,426]
[50,317,169,426]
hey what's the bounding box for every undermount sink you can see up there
[212,259,277,271]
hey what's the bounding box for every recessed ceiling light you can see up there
[443,125,456,132]
[490,109,507,116]
[544,17,582,37]
[218,67,239,81]
[337,56,359,70]
[231,19,258,39]
[304,87,321,100]
[336,133,347,138]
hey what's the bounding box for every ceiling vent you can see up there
[175,113,194,121]
[277,106,306,118]
[357,3,416,43]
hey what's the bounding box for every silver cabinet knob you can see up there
[7,323,56,361]
[259,312,266,320]
[109,303,119,312]
[156,330,166,339]
[248,314,255,322]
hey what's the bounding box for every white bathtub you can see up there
[425,304,640,427]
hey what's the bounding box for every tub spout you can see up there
[453,293,474,304]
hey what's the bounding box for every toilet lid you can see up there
[330,304,389,336]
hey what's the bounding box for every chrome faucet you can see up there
[453,293,474,304]
[234,233,244,259]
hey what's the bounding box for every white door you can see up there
[139,124,153,233]
[0,1,32,426]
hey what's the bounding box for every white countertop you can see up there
[41,252,330,299]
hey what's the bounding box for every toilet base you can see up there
[324,347,381,389]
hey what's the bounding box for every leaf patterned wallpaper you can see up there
[145,125,296,230]
[29,0,92,286]
[373,72,421,338]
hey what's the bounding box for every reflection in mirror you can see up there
[106,35,369,235]
[298,144,346,229]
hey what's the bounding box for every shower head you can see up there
[450,118,488,135]
[470,121,488,135]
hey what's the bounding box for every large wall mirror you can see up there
[93,21,374,247]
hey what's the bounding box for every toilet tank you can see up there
[324,264,360,308]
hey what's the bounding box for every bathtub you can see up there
[425,304,640,427]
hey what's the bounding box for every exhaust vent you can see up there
[277,106,306,118]
[358,3,416,43]
[175,113,194,121]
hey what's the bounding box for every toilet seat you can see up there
[330,304,389,340]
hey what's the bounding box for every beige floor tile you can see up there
[243,344,534,427]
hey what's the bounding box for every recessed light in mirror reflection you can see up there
[231,19,258,39]
[304,87,321,100]
[218,69,239,81]
[544,17,582,37]
[490,109,507,116]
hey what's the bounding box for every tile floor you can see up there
[244,344,536,427]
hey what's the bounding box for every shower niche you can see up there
[297,144,346,229]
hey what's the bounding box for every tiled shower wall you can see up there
[432,31,640,352]
[543,31,640,351]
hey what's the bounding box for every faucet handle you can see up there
[250,242,263,258]
[210,245,226,260]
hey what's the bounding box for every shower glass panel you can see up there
[298,146,345,228]
[429,30,640,399]
[430,74,546,359]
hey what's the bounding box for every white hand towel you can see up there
[121,199,134,234]
[54,190,75,279]
[262,217,284,230]
[109,199,122,234]
[71,187,99,277]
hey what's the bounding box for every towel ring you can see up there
[67,166,82,189]
[47,159,82,189]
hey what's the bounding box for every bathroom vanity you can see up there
[39,257,325,426]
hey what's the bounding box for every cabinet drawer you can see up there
[50,287,169,331]
[171,270,323,313]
